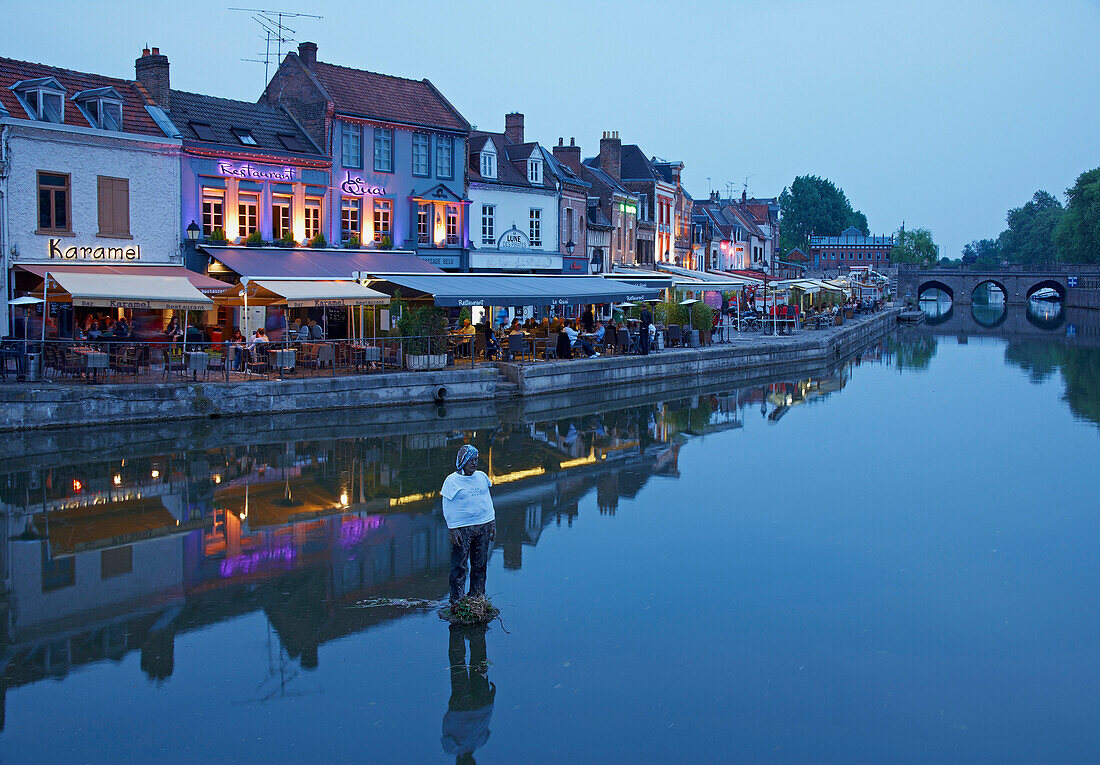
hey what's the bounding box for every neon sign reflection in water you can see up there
[219,543,296,577]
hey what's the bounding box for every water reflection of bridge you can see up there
[910,304,1100,349]
[0,351,882,729]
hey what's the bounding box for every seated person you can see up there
[458,318,476,335]
[308,319,324,340]
[508,319,524,336]
[297,322,311,341]
[563,321,599,358]
[591,322,606,344]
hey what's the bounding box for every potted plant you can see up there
[207,227,228,244]
[244,231,265,247]
[344,234,361,249]
[690,302,714,346]
[276,231,296,248]
[308,232,327,249]
[397,304,448,370]
[379,235,393,250]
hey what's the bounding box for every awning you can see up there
[655,265,760,289]
[202,246,443,279]
[45,272,213,311]
[15,263,230,295]
[777,278,847,294]
[605,267,674,288]
[368,273,661,307]
[215,279,391,308]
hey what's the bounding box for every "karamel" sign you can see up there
[49,239,141,260]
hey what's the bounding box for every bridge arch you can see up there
[1025,279,1067,301]
[918,280,954,301]
[971,279,1008,304]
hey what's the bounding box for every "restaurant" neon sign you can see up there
[217,162,296,181]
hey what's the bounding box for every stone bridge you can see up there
[896,264,1100,309]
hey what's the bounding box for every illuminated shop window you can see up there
[202,190,223,236]
[373,199,392,242]
[272,195,292,240]
[446,204,459,245]
[341,197,361,242]
[237,193,259,236]
[417,204,430,245]
[305,197,322,241]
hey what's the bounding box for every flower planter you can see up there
[405,353,447,371]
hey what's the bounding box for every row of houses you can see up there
[0,42,787,333]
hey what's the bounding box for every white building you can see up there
[467,123,561,273]
[0,54,182,335]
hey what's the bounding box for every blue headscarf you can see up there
[455,444,479,473]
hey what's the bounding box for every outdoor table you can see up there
[351,344,382,370]
[72,346,109,383]
[271,348,295,378]
[186,351,209,380]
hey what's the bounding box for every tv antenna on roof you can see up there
[230,7,322,85]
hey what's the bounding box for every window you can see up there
[639,194,648,221]
[417,204,430,245]
[278,133,307,152]
[436,135,453,178]
[202,190,223,236]
[190,122,217,141]
[373,128,393,173]
[480,151,495,179]
[529,209,541,247]
[565,207,574,247]
[41,542,74,592]
[341,197,361,242]
[481,204,495,245]
[446,204,459,245]
[101,546,133,579]
[304,197,322,241]
[528,159,542,184]
[340,122,362,168]
[232,128,257,146]
[37,172,70,233]
[373,199,393,242]
[272,195,292,240]
[238,193,259,237]
[412,133,430,176]
[14,79,65,123]
[74,89,124,131]
[96,176,130,237]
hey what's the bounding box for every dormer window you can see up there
[527,158,542,184]
[232,128,258,146]
[480,150,496,179]
[73,87,123,131]
[11,77,65,123]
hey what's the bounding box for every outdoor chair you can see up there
[616,328,634,355]
[602,333,617,356]
[315,343,336,375]
[246,346,270,378]
[542,334,558,361]
[667,325,682,347]
[506,334,531,362]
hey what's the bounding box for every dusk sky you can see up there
[7,0,1098,258]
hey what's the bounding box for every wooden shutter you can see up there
[97,177,130,237]
[113,178,130,236]
[97,176,113,235]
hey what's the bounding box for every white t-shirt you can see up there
[441,470,495,529]
[563,325,579,345]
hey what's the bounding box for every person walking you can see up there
[638,305,653,355]
[442,445,496,606]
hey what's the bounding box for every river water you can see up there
[1,309,1098,763]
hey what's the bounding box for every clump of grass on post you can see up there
[440,595,500,624]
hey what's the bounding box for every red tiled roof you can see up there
[309,61,468,132]
[0,56,165,137]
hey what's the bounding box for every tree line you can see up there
[957,167,1100,268]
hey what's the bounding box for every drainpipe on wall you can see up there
[0,124,10,336]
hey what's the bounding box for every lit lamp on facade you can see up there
[566,240,575,256]
[186,221,201,243]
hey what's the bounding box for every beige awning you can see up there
[214,279,391,308]
[46,272,213,311]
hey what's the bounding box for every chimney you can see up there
[504,112,524,144]
[135,47,170,109]
[599,131,622,181]
[742,189,747,203]
[298,41,317,69]
[553,137,582,174]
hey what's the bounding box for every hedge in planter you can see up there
[397,304,448,363]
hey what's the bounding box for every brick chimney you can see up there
[599,131,621,181]
[298,41,317,69]
[504,112,524,144]
[135,46,170,109]
[553,136,582,174]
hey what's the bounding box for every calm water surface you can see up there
[1,313,1098,763]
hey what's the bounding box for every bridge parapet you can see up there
[897,264,1100,309]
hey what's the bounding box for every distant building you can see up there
[809,227,894,271]
[580,133,639,268]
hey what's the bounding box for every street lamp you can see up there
[186,221,201,242]
[566,240,575,256]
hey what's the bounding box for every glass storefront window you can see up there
[272,196,292,240]
[238,193,259,237]
[305,197,322,242]
[341,197,361,243]
[201,190,223,237]
[446,204,459,246]
[373,199,392,243]
[417,204,430,245]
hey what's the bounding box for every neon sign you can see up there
[217,162,296,181]
[341,173,386,196]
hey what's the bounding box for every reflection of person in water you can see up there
[441,624,496,764]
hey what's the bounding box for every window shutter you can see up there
[113,178,130,236]
[97,176,113,235]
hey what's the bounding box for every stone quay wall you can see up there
[495,309,900,397]
[0,310,898,432]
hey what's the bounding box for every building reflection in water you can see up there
[0,347,885,730]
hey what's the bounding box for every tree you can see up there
[961,238,1000,268]
[1053,167,1100,264]
[890,226,939,266]
[998,190,1064,264]
[778,175,868,252]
